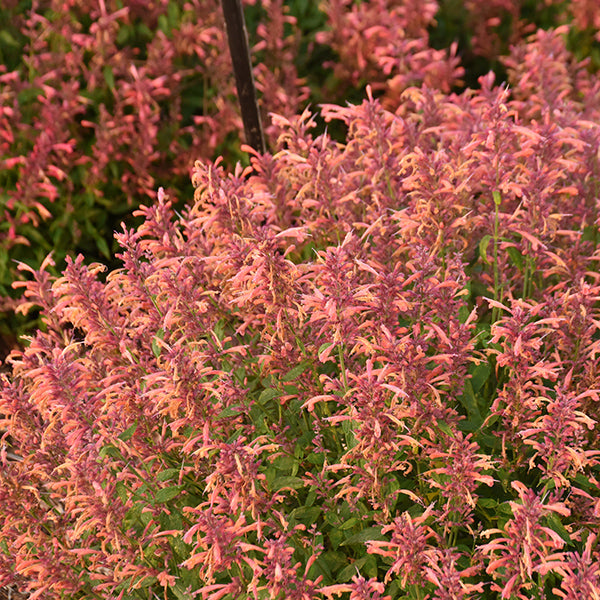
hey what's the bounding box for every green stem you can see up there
[491,190,503,324]
[338,343,348,393]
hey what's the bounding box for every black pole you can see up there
[220,0,266,155]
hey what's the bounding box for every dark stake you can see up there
[220,0,266,155]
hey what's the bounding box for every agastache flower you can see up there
[481,481,570,598]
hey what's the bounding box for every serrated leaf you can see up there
[216,405,242,419]
[338,554,371,582]
[155,485,183,504]
[283,362,308,382]
[234,366,246,382]
[436,420,454,436]
[320,550,347,574]
[172,581,194,600]
[273,455,297,472]
[318,342,334,363]
[458,382,482,432]
[312,553,334,581]
[138,575,156,589]
[213,318,226,341]
[157,468,180,482]
[125,502,142,524]
[115,481,128,503]
[478,497,499,508]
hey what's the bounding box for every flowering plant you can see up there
[2,21,600,597]
[2,0,599,354]
[0,0,308,320]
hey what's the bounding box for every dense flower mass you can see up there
[2,0,597,310]
[0,0,309,308]
[3,23,600,594]
[1,1,600,599]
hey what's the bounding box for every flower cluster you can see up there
[1,7,600,600]
[0,0,308,308]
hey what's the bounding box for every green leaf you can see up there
[96,236,110,259]
[159,506,184,530]
[340,527,386,546]
[506,246,524,270]
[318,342,333,359]
[167,1,180,24]
[493,190,502,206]
[325,511,339,526]
[216,405,242,419]
[339,517,359,530]
[157,14,169,34]
[272,476,304,491]
[478,497,499,509]
[547,513,572,544]
[213,318,226,341]
[119,422,137,442]
[319,550,346,576]
[138,575,156,589]
[18,86,42,106]
[574,472,594,490]
[338,554,371,582]
[283,362,309,382]
[479,235,492,264]
[98,444,121,459]
[273,455,297,472]
[116,26,129,45]
[258,388,279,403]
[103,65,115,91]
[582,224,599,243]
[125,502,142,525]
[171,535,190,561]
[172,581,194,600]
[458,304,471,323]
[311,553,334,582]
[152,328,165,358]
[234,366,246,382]
[292,506,321,526]
[157,468,180,482]
[471,362,492,393]
[115,481,128,504]
[155,485,184,504]
[436,420,454,437]
[0,30,19,50]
